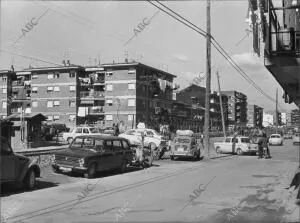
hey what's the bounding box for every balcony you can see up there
[88,106,104,115]
[80,91,105,99]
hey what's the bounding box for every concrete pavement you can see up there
[1,140,300,223]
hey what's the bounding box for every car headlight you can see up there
[79,158,85,166]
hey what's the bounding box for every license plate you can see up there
[60,167,72,172]
[178,147,184,152]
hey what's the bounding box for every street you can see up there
[1,139,300,223]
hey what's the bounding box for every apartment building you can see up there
[101,62,176,130]
[263,112,274,127]
[0,70,14,119]
[247,104,263,128]
[291,109,300,126]
[221,91,247,129]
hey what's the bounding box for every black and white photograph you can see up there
[0,0,300,222]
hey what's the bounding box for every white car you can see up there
[119,128,168,150]
[268,134,283,146]
[62,126,109,144]
[214,136,258,155]
[293,133,300,145]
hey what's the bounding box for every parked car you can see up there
[62,126,109,144]
[51,135,133,178]
[41,123,69,141]
[293,133,300,145]
[119,128,168,150]
[269,134,283,146]
[214,136,258,155]
[0,137,41,189]
[170,130,201,161]
[283,133,292,139]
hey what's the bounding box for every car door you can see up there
[83,128,90,136]
[112,140,124,167]
[101,140,116,171]
[0,139,16,181]
[223,137,232,153]
[75,128,83,138]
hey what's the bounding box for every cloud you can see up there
[173,54,189,62]
[230,52,264,71]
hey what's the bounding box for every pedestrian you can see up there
[262,132,271,159]
[114,123,120,136]
[257,132,264,159]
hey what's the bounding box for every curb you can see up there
[203,154,234,160]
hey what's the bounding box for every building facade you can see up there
[263,112,274,127]
[221,91,247,129]
[247,104,263,128]
[291,109,300,126]
[0,70,15,119]
[101,62,176,130]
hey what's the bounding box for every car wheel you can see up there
[67,137,73,144]
[52,166,60,173]
[236,148,243,156]
[84,163,97,179]
[216,147,221,154]
[119,160,127,174]
[25,169,36,190]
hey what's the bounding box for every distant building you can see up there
[263,113,274,127]
[281,112,287,125]
[0,70,15,119]
[221,91,247,129]
[291,109,300,126]
[247,104,263,128]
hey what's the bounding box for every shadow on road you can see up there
[0,180,59,197]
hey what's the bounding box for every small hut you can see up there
[5,113,46,150]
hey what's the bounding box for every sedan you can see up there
[269,134,283,146]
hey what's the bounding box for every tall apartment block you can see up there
[221,91,247,129]
[101,62,176,130]
[247,104,263,128]
[291,109,300,126]
[0,70,14,119]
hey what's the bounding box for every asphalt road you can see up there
[2,139,300,223]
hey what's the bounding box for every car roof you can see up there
[270,134,281,136]
[75,135,126,140]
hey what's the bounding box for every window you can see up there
[69,72,76,78]
[54,100,60,106]
[128,114,134,121]
[47,86,54,92]
[241,138,250,143]
[70,138,84,148]
[2,88,7,94]
[122,140,130,150]
[75,128,82,133]
[53,115,59,120]
[113,140,122,150]
[54,73,60,78]
[105,140,113,150]
[32,87,38,93]
[106,72,113,76]
[90,128,100,133]
[54,86,60,92]
[128,99,135,107]
[232,138,238,143]
[106,114,113,121]
[47,116,53,121]
[47,101,53,108]
[32,74,38,79]
[2,101,7,109]
[70,85,76,91]
[83,128,89,134]
[106,99,113,106]
[128,83,136,90]
[95,139,104,151]
[146,131,154,138]
[225,138,231,143]
[106,84,113,91]
[2,77,7,82]
[32,101,38,107]
[69,114,76,121]
[69,101,76,107]
[48,73,54,79]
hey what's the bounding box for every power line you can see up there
[148,1,282,109]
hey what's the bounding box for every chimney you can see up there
[62,60,66,66]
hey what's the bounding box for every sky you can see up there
[0,0,298,112]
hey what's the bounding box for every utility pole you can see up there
[204,0,211,159]
[275,88,278,134]
[216,71,226,138]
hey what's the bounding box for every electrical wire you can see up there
[148,0,283,110]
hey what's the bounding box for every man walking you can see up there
[262,132,271,159]
[257,132,264,159]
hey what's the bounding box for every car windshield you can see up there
[271,135,281,138]
[89,128,100,133]
[241,138,250,143]
[175,138,191,144]
[70,138,104,150]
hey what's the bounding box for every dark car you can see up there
[51,135,133,178]
[0,137,41,190]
